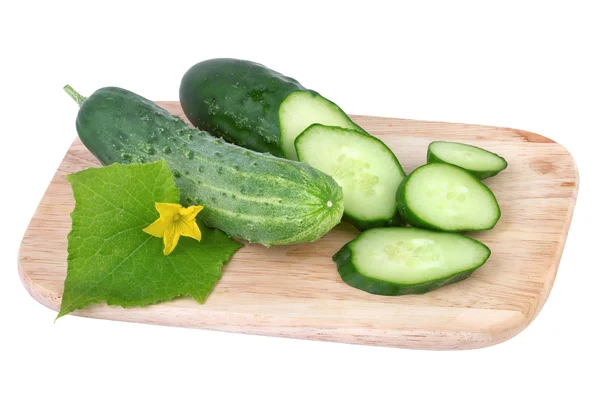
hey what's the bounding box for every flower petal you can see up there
[142,218,170,238]
[180,218,202,241]
[155,203,182,218]
[180,205,204,220]
[163,224,181,256]
[146,202,204,255]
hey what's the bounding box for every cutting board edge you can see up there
[349,113,558,144]
[16,260,530,350]
[523,153,579,322]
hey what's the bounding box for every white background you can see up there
[2,1,598,399]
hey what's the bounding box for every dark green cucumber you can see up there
[396,163,501,232]
[333,227,490,295]
[179,58,364,160]
[64,85,344,246]
[427,141,508,179]
[295,124,405,230]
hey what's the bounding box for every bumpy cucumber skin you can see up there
[180,58,304,157]
[179,58,364,158]
[333,229,490,296]
[75,87,344,246]
[427,142,508,180]
[396,164,501,232]
[295,124,406,231]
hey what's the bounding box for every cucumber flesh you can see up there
[334,227,490,295]
[397,163,500,231]
[279,91,364,160]
[296,124,405,230]
[428,141,507,179]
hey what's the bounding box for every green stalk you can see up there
[63,85,87,106]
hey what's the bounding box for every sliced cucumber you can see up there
[334,227,490,295]
[280,91,365,160]
[295,124,406,230]
[179,58,365,160]
[396,163,500,231]
[427,141,507,179]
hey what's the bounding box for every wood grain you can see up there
[18,102,579,350]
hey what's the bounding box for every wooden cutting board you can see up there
[18,102,578,350]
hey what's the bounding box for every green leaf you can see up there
[58,160,242,319]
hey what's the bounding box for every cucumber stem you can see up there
[63,85,87,106]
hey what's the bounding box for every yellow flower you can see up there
[143,203,204,256]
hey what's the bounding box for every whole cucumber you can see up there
[64,85,344,246]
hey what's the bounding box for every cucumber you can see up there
[179,58,364,160]
[295,124,405,230]
[427,141,507,179]
[396,163,500,232]
[64,85,344,246]
[333,227,490,295]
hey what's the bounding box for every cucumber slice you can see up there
[396,163,500,231]
[334,227,490,295]
[280,91,365,160]
[427,141,508,179]
[295,124,406,230]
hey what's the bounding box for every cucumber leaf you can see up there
[58,160,242,319]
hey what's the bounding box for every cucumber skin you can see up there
[75,87,344,246]
[427,144,508,180]
[333,232,490,296]
[396,164,501,232]
[343,212,405,231]
[179,58,363,158]
[180,59,302,157]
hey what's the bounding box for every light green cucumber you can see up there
[334,227,491,295]
[396,163,501,232]
[427,141,507,179]
[295,124,405,230]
